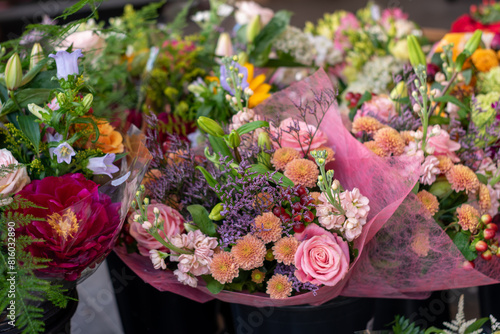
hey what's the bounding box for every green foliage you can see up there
[187,205,217,237]
[392,315,426,334]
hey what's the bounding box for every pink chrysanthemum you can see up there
[456,204,480,234]
[283,158,319,188]
[309,147,335,163]
[271,147,301,171]
[478,183,492,213]
[210,252,239,284]
[416,190,439,216]
[273,236,300,265]
[374,127,405,156]
[251,269,265,284]
[446,164,480,194]
[352,116,384,134]
[364,141,387,157]
[436,156,453,174]
[231,234,266,270]
[266,274,293,299]
[254,212,283,244]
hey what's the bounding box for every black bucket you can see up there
[229,297,376,334]
[0,288,78,334]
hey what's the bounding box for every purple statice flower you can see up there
[49,49,83,80]
[220,61,249,95]
[214,157,279,246]
[87,154,119,178]
[275,263,319,295]
[53,142,75,164]
[388,108,422,131]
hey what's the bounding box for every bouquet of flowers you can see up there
[115,56,424,306]
[0,22,151,333]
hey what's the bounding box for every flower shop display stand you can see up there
[0,287,78,334]
[229,297,375,334]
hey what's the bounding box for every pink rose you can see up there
[355,95,396,122]
[129,203,185,256]
[294,224,350,286]
[235,1,274,26]
[427,128,461,162]
[271,117,328,153]
[57,30,105,54]
[0,149,30,197]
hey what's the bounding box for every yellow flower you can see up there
[471,49,499,72]
[244,63,271,108]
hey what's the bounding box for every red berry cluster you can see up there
[273,185,316,233]
[345,92,362,108]
[474,214,500,261]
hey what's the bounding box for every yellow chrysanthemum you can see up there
[471,49,499,72]
[244,63,271,108]
[251,269,265,284]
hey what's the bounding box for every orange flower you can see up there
[244,63,271,108]
[94,121,124,154]
[471,49,499,72]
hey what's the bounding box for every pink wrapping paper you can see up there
[116,69,500,306]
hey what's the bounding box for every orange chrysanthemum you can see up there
[446,164,480,194]
[436,156,454,174]
[210,252,239,284]
[309,147,335,163]
[456,204,480,233]
[254,212,283,244]
[478,184,492,213]
[266,274,293,299]
[411,230,430,257]
[251,269,265,284]
[364,141,388,157]
[400,131,415,145]
[416,190,440,216]
[284,158,319,188]
[254,192,274,211]
[309,192,322,205]
[374,128,405,156]
[471,49,499,72]
[273,236,300,265]
[352,116,384,134]
[231,234,266,270]
[271,147,302,171]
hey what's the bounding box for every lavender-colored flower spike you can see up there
[220,61,249,95]
[53,142,75,164]
[87,154,119,178]
[49,49,83,80]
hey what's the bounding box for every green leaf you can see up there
[18,115,41,153]
[74,117,100,143]
[1,88,53,116]
[202,275,224,294]
[249,11,292,61]
[208,134,232,159]
[429,115,450,125]
[476,173,488,185]
[464,318,488,334]
[452,231,477,261]
[196,166,218,188]
[249,164,294,187]
[411,182,420,195]
[186,205,217,237]
[20,58,49,87]
[433,95,470,113]
[236,121,269,136]
[424,327,445,334]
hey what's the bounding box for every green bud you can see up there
[5,53,23,91]
[429,179,452,198]
[82,93,93,111]
[246,15,262,43]
[464,30,482,55]
[407,35,426,69]
[197,116,225,137]
[226,130,241,149]
[237,51,249,65]
[209,203,224,221]
[30,43,44,70]
[57,92,67,106]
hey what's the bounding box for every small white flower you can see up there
[142,221,152,230]
[216,4,233,17]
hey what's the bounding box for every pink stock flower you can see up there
[0,149,30,198]
[355,95,396,123]
[271,117,328,153]
[294,224,350,286]
[129,203,185,256]
[173,269,198,287]
[427,128,461,162]
[316,193,345,230]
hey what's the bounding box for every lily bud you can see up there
[407,35,426,69]
[27,103,49,120]
[82,93,93,111]
[226,129,241,149]
[237,51,249,65]
[209,203,224,221]
[5,53,23,91]
[30,43,44,70]
[464,30,482,55]
[197,116,225,137]
[246,15,261,43]
[215,33,233,58]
